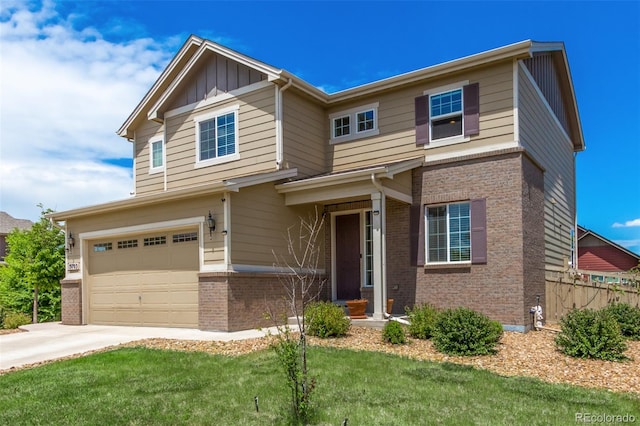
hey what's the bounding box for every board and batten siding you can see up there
[134,120,165,195]
[327,61,515,172]
[518,61,576,274]
[229,183,323,268]
[281,90,327,177]
[163,84,277,191]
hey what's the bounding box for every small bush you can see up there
[602,303,640,340]
[382,320,406,345]
[555,308,627,361]
[433,307,503,356]
[406,303,439,339]
[305,301,350,338]
[3,312,31,329]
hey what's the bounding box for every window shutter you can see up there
[463,82,480,136]
[410,204,425,266]
[470,198,487,264]
[415,95,430,146]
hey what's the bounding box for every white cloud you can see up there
[612,218,640,228]
[0,0,172,221]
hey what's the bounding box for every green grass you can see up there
[0,346,638,425]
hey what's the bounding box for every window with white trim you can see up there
[329,102,379,143]
[149,138,163,172]
[430,89,463,141]
[194,105,239,166]
[426,202,470,263]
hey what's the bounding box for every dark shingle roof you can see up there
[0,211,33,234]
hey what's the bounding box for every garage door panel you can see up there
[88,228,199,328]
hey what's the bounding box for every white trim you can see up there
[329,102,380,144]
[224,168,298,191]
[164,80,272,119]
[223,192,231,269]
[79,216,204,240]
[330,208,364,301]
[132,131,137,195]
[423,140,520,163]
[513,59,520,144]
[194,105,240,168]
[148,136,164,175]
[518,61,572,147]
[423,80,469,146]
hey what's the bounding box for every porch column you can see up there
[371,192,386,320]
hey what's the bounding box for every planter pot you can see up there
[346,299,368,319]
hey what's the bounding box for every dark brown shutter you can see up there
[463,82,480,136]
[415,95,430,145]
[410,204,425,266]
[470,198,487,264]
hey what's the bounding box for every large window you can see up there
[194,106,239,165]
[426,202,470,263]
[329,102,379,143]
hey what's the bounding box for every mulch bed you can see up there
[2,326,639,395]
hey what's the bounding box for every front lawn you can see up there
[0,346,638,425]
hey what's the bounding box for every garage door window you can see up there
[93,242,112,252]
[173,232,198,243]
[117,239,138,249]
[144,236,166,246]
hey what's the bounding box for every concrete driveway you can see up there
[0,322,275,371]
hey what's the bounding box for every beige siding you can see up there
[282,90,327,176]
[327,62,515,172]
[518,62,576,274]
[134,120,164,195]
[230,183,324,267]
[164,85,276,190]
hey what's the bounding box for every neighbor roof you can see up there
[0,211,33,234]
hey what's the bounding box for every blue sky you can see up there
[1,0,639,254]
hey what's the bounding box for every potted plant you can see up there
[346,299,368,319]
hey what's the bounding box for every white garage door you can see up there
[87,229,199,328]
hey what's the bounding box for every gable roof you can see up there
[577,225,640,260]
[117,38,584,150]
[0,211,33,234]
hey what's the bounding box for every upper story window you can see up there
[149,137,164,173]
[415,82,479,147]
[329,102,379,144]
[426,202,471,264]
[194,105,240,167]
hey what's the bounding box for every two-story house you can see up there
[49,36,584,332]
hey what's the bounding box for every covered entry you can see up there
[87,228,199,328]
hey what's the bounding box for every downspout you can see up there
[275,79,293,170]
[371,173,388,319]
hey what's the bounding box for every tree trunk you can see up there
[33,286,38,324]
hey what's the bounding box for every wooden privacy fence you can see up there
[545,269,639,324]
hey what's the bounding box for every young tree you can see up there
[0,206,65,323]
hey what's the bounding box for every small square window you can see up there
[329,102,379,143]
[357,110,374,133]
[334,116,350,138]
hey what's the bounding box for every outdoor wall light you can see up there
[67,233,75,251]
[372,210,380,216]
[207,211,216,236]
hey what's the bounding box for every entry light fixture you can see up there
[207,211,216,237]
[67,233,75,251]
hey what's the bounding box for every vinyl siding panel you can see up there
[230,183,323,267]
[327,62,515,172]
[518,62,576,274]
[282,91,326,176]
[164,85,276,191]
[134,120,164,195]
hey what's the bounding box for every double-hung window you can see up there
[330,102,379,143]
[149,138,164,173]
[194,105,240,166]
[426,202,471,263]
[430,89,463,141]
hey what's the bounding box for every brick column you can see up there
[60,279,82,325]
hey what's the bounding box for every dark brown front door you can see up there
[335,214,361,300]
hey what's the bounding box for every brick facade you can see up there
[60,279,82,325]
[411,150,545,330]
[198,271,328,332]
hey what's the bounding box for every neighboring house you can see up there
[0,211,33,263]
[48,37,584,332]
[577,225,640,273]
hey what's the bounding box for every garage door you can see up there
[87,229,199,328]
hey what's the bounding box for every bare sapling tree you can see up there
[268,207,326,423]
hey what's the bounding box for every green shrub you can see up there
[433,307,503,356]
[3,311,31,329]
[555,308,627,361]
[406,303,439,339]
[602,303,640,340]
[382,320,406,345]
[305,301,350,338]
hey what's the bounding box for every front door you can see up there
[335,214,361,300]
